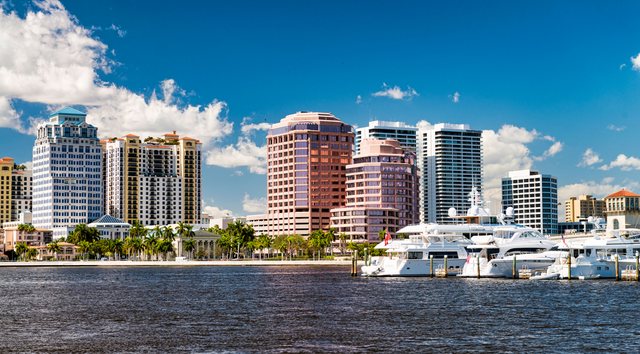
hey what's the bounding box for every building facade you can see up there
[355,121,417,154]
[501,169,558,235]
[104,132,201,226]
[565,194,605,222]
[11,167,32,222]
[32,107,103,229]
[0,157,13,224]
[418,123,482,224]
[265,112,354,237]
[604,189,640,231]
[330,139,419,242]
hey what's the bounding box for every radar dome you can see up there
[505,207,514,217]
[587,216,594,223]
[448,207,457,218]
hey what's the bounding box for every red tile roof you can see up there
[605,189,640,199]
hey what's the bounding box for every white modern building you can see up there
[355,120,417,154]
[32,107,103,229]
[88,214,131,240]
[418,123,482,224]
[501,169,558,235]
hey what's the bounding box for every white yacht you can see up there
[361,187,523,277]
[459,226,561,278]
[543,231,640,279]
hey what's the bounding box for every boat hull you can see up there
[361,257,466,277]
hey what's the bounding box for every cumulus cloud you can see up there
[0,1,235,148]
[600,154,640,171]
[372,83,418,100]
[240,121,271,135]
[607,124,626,132]
[450,91,460,103]
[355,95,362,104]
[203,202,234,219]
[620,63,627,70]
[206,136,267,174]
[632,53,640,71]
[242,193,267,214]
[578,148,602,167]
[533,141,563,161]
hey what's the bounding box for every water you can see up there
[0,265,638,353]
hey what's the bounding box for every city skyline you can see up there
[2,1,640,218]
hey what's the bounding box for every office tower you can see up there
[330,139,419,242]
[501,169,558,234]
[565,195,605,222]
[104,132,201,226]
[265,111,353,236]
[355,120,417,154]
[32,107,103,229]
[418,123,482,224]
[0,157,13,224]
[11,165,32,221]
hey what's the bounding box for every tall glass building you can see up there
[32,107,103,229]
[418,123,483,224]
[501,169,558,235]
[265,112,353,236]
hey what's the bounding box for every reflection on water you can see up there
[0,266,638,353]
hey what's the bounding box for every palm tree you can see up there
[129,220,147,239]
[272,235,288,260]
[77,241,91,260]
[124,236,143,260]
[253,234,272,260]
[47,241,62,260]
[15,242,29,261]
[26,247,37,261]
[183,237,196,260]
[68,224,100,244]
[176,222,194,257]
[339,233,348,255]
[17,224,35,233]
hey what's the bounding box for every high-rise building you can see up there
[32,107,103,229]
[418,123,482,224]
[330,139,419,242]
[104,132,201,226]
[265,112,353,236]
[0,158,34,225]
[501,169,558,235]
[0,157,13,224]
[355,121,417,154]
[565,194,605,222]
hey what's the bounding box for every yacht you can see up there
[542,230,640,279]
[459,227,561,278]
[361,187,524,277]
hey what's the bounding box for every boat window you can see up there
[504,248,547,256]
[408,251,423,260]
[586,249,592,257]
[573,249,579,258]
[487,248,500,260]
[428,251,459,259]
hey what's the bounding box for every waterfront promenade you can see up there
[0,259,354,267]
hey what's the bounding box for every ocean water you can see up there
[0,265,638,353]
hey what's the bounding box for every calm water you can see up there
[0,265,638,353]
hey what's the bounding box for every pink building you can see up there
[330,139,419,242]
[265,112,354,236]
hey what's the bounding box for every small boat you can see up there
[530,272,560,280]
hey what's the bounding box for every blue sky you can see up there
[2,0,640,217]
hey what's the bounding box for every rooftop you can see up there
[605,189,640,199]
[49,107,86,117]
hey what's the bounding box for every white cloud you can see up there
[240,122,271,135]
[631,53,640,71]
[450,91,460,103]
[415,120,433,131]
[620,63,627,70]
[372,83,418,100]
[0,97,25,132]
[533,141,563,161]
[203,202,234,219]
[600,154,640,171]
[482,126,535,213]
[355,95,362,104]
[205,136,267,174]
[607,124,626,132]
[0,0,235,149]
[578,148,602,167]
[108,24,126,38]
[242,193,266,214]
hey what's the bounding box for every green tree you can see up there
[77,241,91,260]
[272,235,289,260]
[26,247,38,261]
[15,242,29,261]
[183,237,196,260]
[252,234,272,260]
[143,234,159,260]
[124,236,143,260]
[17,224,35,233]
[129,220,147,239]
[68,224,100,244]
[46,241,62,260]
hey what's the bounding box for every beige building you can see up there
[265,112,354,236]
[33,242,78,261]
[330,139,419,242]
[104,132,202,226]
[604,189,640,231]
[565,194,605,222]
[3,226,53,252]
[0,157,13,224]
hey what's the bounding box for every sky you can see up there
[2,0,640,219]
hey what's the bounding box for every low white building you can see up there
[88,215,131,240]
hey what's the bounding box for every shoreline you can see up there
[0,259,356,267]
